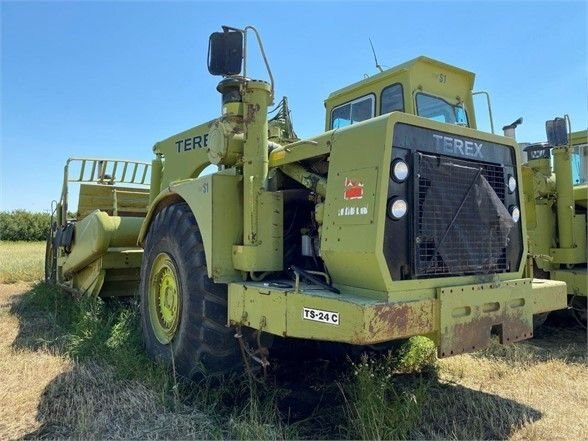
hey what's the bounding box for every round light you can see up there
[389,198,408,220]
[391,160,409,182]
[510,206,520,223]
[508,175,517,193]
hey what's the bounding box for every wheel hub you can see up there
[149,253,181,344]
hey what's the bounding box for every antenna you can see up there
[369,38,384,73]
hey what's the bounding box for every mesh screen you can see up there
[415,153,514,276]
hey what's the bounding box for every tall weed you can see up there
[338,353,429,440]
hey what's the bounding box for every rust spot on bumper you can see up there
[439,313,533,357]
[361,300,435,344]
[437,280,534,358]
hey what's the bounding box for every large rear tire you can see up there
[570,295,587,329]
[139,202,242,378]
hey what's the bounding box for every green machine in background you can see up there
[46,25,567,377]
[521,120,587,327]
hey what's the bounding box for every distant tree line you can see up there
[0,210,51,241]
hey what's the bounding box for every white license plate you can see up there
[302,307,339,325]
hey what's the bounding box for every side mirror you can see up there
[207,30,243,76]
[546,117,568,146]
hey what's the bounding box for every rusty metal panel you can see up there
[438,279,534,357]
[227,278,559,353]
[228,281,436,345]
[365,300,435,343]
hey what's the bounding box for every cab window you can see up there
[572,142,587,185]
[331,95,375,129]
[416,93,469,126]
[381,84,404,114]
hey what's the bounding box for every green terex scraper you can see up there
[520,121,587,327]
[46,26,566,377]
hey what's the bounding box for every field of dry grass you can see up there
[436,331,587,440]
[0,283,220,440]
[0,241,45,283]
[0,243,586,440]
[0,283,70,437]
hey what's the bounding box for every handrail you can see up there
[472,91,495,134]
[64,157,151,185]
[59,156,151,223]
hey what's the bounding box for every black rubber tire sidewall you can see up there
[139,203,241,378]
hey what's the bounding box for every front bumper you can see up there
[228,277,566,356]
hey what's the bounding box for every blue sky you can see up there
[1,1,586,211]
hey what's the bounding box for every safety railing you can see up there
[59,157,152,223]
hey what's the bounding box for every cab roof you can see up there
[326,56,476,101]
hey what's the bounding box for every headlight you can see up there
[508,175,517,193]
[391,159,409,183]
[388,198,408,220]
[510,205,520,223]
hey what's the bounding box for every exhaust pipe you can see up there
[502,117,523,139]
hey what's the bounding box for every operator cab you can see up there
[324,56,477,131]
[571,130,588,185]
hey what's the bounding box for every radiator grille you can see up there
[415,153,512,277]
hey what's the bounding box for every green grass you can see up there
[0,241,45,283]
[395,336,438,373]
[14,284,168,384]
[333,337,437,439]
[338,353,429,440]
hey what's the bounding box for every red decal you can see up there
[344,178,364,200]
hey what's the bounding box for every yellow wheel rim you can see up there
[148,253,181,344]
